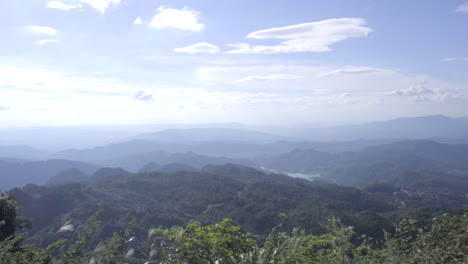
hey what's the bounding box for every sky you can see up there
[0,0,468,127]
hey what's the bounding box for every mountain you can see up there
[55,146,257,172]
[53,140,167,162]
[9,166,401,247]
[390,170,468,197]
[10,164,465,249]
[260,149,333,173]
[90,167,131,184]
[134,128,286,143]
[0,159,100,190]
[201,163,311,184]
[0,127,136,150]
[0,145,50,160]
[47,168,88,186]
[292,115,468,141]
[262,140,468,186]
[140,162,198,173]
[52,137,403,168]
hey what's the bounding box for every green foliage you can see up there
[354,213,468,264]
[0,192,31,242]
[145,218,255,264]
[0,235,52,264]
[56,210,103,264]
[0,209,138,264]
[89,216,137,264]
[2,166,468,263]
[0,211,467,263]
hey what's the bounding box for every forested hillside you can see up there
[1,191,466,263]
[5,164,464,249]
[261,140,468,187]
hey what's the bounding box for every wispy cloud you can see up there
[28,25,57,35]
[79,0,121,13]
[133,16,142,25]
[226,18,372,54]
[149,6,204,32]
[46,1,81,10]
[441,57,468,62]
[456,1,468,13]
[35,39,58,46]
[317,66,383,77]
[174,42,219,54]
[238,74,302,82]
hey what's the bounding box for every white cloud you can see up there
[46,0,120,13]
[456,1,468,13]
[149,6,204,32]
[389,85,435,96]
[441,58,457,62]
[79,0,121,13]
[317,66,383,77]
[133,16,142,25]
[238,74,302,82]
[441,57,468,62]
[35,39,58,46]
[226,18,372,54]
[174,42,219,54]
[46,1,81,10]
[388,85,468,103]
[28,25,57,35]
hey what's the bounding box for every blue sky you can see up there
[0,0,468,126]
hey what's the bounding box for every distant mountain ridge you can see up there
[134,127,285,143]
[0,159,100,190]
[0,145,50,160]
[292,115,468,141]
[54,147,256,172]
[262,139,468,186]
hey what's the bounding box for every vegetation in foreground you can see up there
[1,192,467,264]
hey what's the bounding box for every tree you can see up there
[0,192,30,241]
[146,218,255,264]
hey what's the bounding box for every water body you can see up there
[284,172,320,180]
[261,167,320,181]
